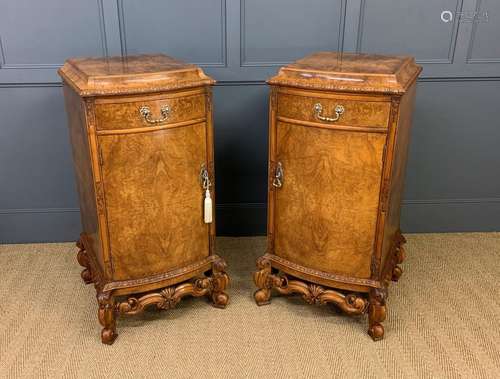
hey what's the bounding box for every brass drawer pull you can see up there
[313,103,344,122]
[272,162,284,188]
[139,105,170,124]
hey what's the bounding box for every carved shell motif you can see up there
[305,284,326,305]
[158,287,180,310]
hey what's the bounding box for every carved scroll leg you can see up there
[97,291,117,345]
[208,258,229,309]
[253,256,273,306]
[368,288,387,341]
[76,238,92,284]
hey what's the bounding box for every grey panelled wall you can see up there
[0,0,499,243]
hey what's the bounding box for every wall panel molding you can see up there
[0,0,108,70]
[117,0,227,67]
[0,36,6,67]
[466,0,500,63]
[240,0,346,67]
[355,0,463,65]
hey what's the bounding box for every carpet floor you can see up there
[0,233,499,379]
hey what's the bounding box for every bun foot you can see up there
[101,328,118,345]
[254,289,271,306]
[212,292,229,309]
[368,324,384,341]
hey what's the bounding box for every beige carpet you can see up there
[0,233,499,379]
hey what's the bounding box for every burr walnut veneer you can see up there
[254,52,421,340]
[59,55,229,344]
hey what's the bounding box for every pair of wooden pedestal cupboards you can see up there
[59,52,421,344]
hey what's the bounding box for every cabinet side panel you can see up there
[63,84,104,270]
[381,83,417,269]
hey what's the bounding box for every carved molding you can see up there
[116,280,210,314]
[95,184,105,215]
[381,229,407,288]
[76,238,93,284]
[269,86,278,108]
[78,233,105,289]
[102,255,218,292]
[380,177,391,212]
[116,257,229,315]
[256,230,408,341]
[390,97,401,123]
[370,255,380,278]
[78,233,227,296]
[264,253,379,287]
[205,86,213,113]
[253,257,368,315]
[77,234,229,345]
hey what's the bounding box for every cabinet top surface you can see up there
[268,52,422,94]
[58,54,215,97]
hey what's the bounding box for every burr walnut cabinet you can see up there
[254,52,421,340]
[59,54,229,344]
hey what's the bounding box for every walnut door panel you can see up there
[95,92,206,131]
[99,122,209,281]
[277,92,390,129]
[273,121,386,279]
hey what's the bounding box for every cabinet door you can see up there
[273,121,386,279]
[99,123,210,281]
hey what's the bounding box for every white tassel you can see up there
[204,189,213,223]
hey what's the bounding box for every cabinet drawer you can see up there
[95,91,206,131]
[277,92,391,129]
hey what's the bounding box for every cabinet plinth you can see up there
[254,52,421,340]
[59,54,229,344]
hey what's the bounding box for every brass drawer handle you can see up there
[313,103,344,122]
[272,162,284,188]
[139,105,170,125]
